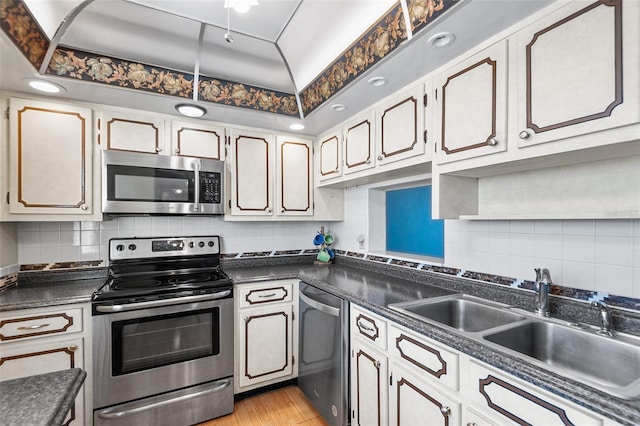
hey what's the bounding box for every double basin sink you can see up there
[389,294,640,400]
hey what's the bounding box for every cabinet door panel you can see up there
[171,121,224,159]
[351,340,388,426]
[435,41,508,164]
[229,129,273,215]
[102,111,164,154]
[318,131,342,181]
[344,111,375,174]
[276,137,313,216]
[238,306,293,387]
[9,98,93,215]
[516,0,640,147]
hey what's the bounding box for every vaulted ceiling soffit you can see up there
[0,0,458,117]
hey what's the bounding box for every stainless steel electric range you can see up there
[92,235,234,426]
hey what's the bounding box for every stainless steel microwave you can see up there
[102,150,224,215]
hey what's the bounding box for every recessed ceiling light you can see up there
[27,79,65,93]
[289,123,305,131]
[224,0,258,13]
[428,32,455,48]
[175,104,207,117]
[331,104,347,112]
[367,76,387,87]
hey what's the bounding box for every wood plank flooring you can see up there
[198,386,329,426]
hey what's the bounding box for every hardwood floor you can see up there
[198,386,329,426]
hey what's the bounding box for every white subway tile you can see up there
[134,217,152,229]
[18,246,40,264]
[510,255,535,281]
[488,220,510,233]
[100,230,119,245]
[81,230,100,246]
[118,217,136,230]
[18,222,39,232]
[534,220,562,235]
[595,236,633,267]
[81,221,100,230]
[39,222,60,232]
[469,220,489,233]
[562,220,595,235]
[510,220,534,234]
[534,234,563,259]
[562,235,595,262]
[18,231,39,247]
[40,231,60,247]
[59,230,80,246]
[487,254,510,277]
[562,261,596,290]
[509,233,535,257]
[488,233,510,256]
[60,246,80,262]
[40,246,61,263]
[595,220,634,237]
[81,245,100,260]
[595,264,634,297]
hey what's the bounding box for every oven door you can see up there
[93,292,233,409]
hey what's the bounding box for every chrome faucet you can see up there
[591,301,615,337]
[534,268,551,317]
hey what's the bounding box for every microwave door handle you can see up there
[193,160,201,212]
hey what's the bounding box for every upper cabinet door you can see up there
[100,110,165,154]
[228,129,274,216]
[435,41,508,164]
[516,0,640,148]
[171,121,225,159]
[8,98,94,215]
[343,110,376,175]
[276,136,313,216]
[376,83,425,166]
[317,130,342,182]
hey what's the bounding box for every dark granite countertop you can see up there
[0,368,86,426]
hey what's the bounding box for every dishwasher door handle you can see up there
[300,291,341,317]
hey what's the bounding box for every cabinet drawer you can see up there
[388,324,459,392]
[351,305,387,350]
[467,359,603,426]
[238,281,294,308]
[0,308,83,342]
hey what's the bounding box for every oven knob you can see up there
[128,244,137,251]
[198,241,205,248]
[116,244,125,252]
[189,242,195,248]
[208,241,215,247]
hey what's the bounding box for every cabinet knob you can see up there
[68,345,78,352]
[155,147,162,152]
[334,168,339,174]
[266,209,272,214]
[487,138,498,146]
[440,406,451,416]
[377,155,383,161]
[466,423,478,426]
[175,148,180,154]
[366,159,371,165]
[281,209,285,213]
[80,204,88,211]
[519,130,530,140]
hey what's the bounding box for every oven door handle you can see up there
[96,378,231,420]
[95,290,231,313]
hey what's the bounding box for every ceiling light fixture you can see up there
[224,0,258,14]
[27,79,65,93]
[331,104,347,112]
[289,123,305,131]
[428,32,455,48]
[367,76,387,87]
[175,104,207,117]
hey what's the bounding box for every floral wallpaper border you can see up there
[1,0,458,117]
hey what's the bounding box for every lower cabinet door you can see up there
[0,337,85,426]
[238,305,294,388]
[351,339,388,426]
[389,363,461,426]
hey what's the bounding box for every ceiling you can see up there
[0,0,555,136]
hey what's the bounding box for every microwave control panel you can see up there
[200,172,221,203]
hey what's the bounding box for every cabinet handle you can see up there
[487,138,498,146]
[80,204,88,210]
[467,423,478,426]
[519,130,530,140]
[17,323,50,330]
[68,345,78,352]
[155,147,162,152]
[440,406,451,416]
[377,155,383,161]
[357,321,375,333]
[258,293,276,298]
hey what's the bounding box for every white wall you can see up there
[332,186,640,299]
[16,217,328,264]
[0,222,17,268]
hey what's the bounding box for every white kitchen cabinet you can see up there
[276,136,313,216]
[4,97,100,221]
[515,0,640,149]
[317,129,342,182]
[99,109,166,154]
[344,110,376,175]
[434,40,508,164]
[0,303,92,426]
[351,339,388,426]
[235,280,298,393]
[227,128,274,216]
[376,82,428,167]
[170,120,225,159]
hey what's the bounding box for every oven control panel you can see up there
[109,236,220,260]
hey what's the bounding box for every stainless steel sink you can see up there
[483,320,640,399]
[389,294,527,333]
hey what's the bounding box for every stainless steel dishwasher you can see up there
[298,282,350,426]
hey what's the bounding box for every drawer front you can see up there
[467,360,603,426]
[351,305,387,350]
[388,325,459,392]
[0,308,83,342]
[238,281,294,308]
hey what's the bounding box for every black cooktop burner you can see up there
[167,274,213,285]
[111,278,164,290]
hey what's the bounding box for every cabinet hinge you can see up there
[424,130,427,143]
[292,355,295,366]
[434,142,437,153]
[6,192,9,205]
[423,93,428,107]
[435,88,438,101]
[352,410,355,419]
[5,107,9,119]
[389,373,393,386]
[228,200,231,210]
